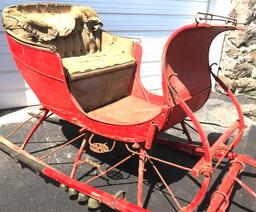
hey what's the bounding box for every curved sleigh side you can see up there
[5,22,238,144]
[6,34,168,143]
[161,23,237,128]
[2,3,167,143]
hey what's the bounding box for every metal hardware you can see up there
[196,12,237,26]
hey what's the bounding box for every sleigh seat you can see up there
[3,3,163,125]
[3,3,141,115]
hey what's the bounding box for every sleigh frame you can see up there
[1,3,256,211]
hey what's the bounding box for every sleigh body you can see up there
[1,3,255,211]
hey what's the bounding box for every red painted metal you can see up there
[243,155,256,167]
[5,110,43,139]
[155,138,238,160]
[70,134,88,179]
[85,154,134,184]
[44,166,150,212]
[145,123,157,150]
[21,109,49,150]
[192,120,240,177]
[137,148,146,207]
[211,71,245,148]
[234,177,256,199]
[148,157,182,210]
[39,133,86,160]
[175,94,212,165]
[207,154,256,211]
[184,176,211,211]
[2,20,255,212]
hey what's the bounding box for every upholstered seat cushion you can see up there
[2,3,101,43]
[3,3,138,112]
[62,51,135,81]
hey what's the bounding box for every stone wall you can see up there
[219,0,256,95]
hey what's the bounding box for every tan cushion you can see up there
[2,3,101,42]
[62,51,135,77]
[101,32,134,56]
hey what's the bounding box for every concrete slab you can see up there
[0,93,255,212]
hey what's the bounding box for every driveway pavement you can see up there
[0,93,255,212]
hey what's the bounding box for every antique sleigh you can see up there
[1,3,256,211]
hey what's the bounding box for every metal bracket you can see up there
[111,190,126,209]
[195,12,237,26]
[200,162,213,177]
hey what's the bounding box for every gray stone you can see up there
[252,58,256,66]
[225,47,239,59]
[224,70,236,79]
[219,0,256,94]
[240,46,251,53]
[221,56,237,70]
[249,49,256,65]
[234,63,253,78]
[245,33,256,47]
[238,54,253,63]
[248,44,256,51]
[236,78,256,93]
[230,0,255,23]
[251,67,256,79]
[228,31,248,48]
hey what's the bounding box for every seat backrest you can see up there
[3,3,137,113]
[47,19,102,58]
[2,3,137,60]
[2,3,102,58]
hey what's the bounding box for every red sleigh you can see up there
[1,3,255,211]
